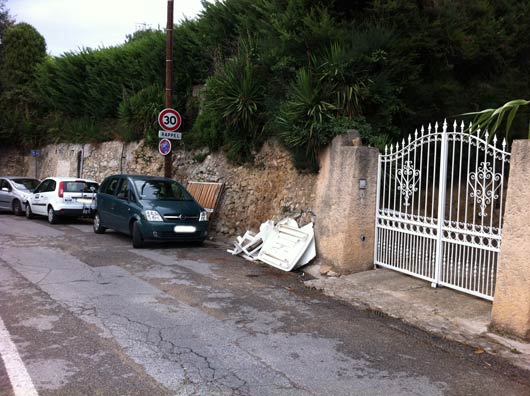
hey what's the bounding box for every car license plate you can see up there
[173,225,196,233]
[77,198,93,204]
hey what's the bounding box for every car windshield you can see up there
[133,179,193,201]
[12,179,40,192]
[64,181,98,193]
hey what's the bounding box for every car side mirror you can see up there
[1,187,9,192]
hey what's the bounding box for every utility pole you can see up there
[164,0,174,178]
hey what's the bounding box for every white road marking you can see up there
[0,314,39,396]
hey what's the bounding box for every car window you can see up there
[34,180,49,193]
[116,178,129,200]
[99,178,109,193]
[85,182,98,192]
[12,179,39,191]
[64,181,98,193]
[103,178,119,195]
[0,179,10,191]
[133,179,193,201]
[47,180,57,192]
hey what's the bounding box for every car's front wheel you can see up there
[93,213,106,234]
[25,204,34,219]
[132,221,144,249]
[47,206,59,224]
[12,200,23,216]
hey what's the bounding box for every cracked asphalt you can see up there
[1,214,530,396]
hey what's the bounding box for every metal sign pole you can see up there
[164,0,174,178]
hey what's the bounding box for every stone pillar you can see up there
[490,140,530,341]
[314,130,379,274]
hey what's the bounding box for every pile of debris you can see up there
[227,218,316,271]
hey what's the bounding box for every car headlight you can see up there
[199,211,208,222]
[144,210,164,222]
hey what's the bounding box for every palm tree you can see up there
[463,99,530,140]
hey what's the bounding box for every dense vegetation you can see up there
[1,0,529,170]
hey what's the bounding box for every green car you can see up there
[93,174,209,248]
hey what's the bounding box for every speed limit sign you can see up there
[158,108,182,132]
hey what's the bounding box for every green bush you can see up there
[35,30,166,120]
[186,108,224,151]
[3,0,530,159]
[203,41,267,163]
[118,84,164,143]
[38,114,115,144]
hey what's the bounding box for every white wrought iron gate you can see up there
[374,120,511,300]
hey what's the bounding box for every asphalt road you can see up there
[0,213,529,396]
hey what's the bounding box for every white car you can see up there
[25,177,99,224]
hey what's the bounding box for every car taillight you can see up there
[58,181,64,198]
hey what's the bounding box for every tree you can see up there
[0,0,14,91]
[0,22,47,88]
[0,22,47,146]
[0,0,14,46]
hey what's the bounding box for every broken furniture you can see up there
[227,220,274,261]
[228,218,316,271]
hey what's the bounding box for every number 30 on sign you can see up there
[158,108,182,132]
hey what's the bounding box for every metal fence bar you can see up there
[374,156,382,269]
[433,121,449,287]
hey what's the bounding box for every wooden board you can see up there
[186,181,224,216]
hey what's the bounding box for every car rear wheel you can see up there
[47,206,59,224]
[12,200,23,216]
[93,213,106,234]
[132,221,144,249]
[25,204,34,219]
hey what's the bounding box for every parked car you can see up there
[25,177,98,224]
[0,176,40,216]
[94,174,209,248]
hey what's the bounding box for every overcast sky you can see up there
[6,0,206,56]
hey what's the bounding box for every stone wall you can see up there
[314,131,379,274]
[490,140,530,341]
[0,140,317,240]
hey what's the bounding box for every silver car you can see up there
[0,177,40,216]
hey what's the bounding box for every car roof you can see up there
[110,174,175,182]
[42,177,98,183]
[0,176,39,180]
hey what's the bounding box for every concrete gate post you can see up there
[490,140,530,341]
[314,130,379,274]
